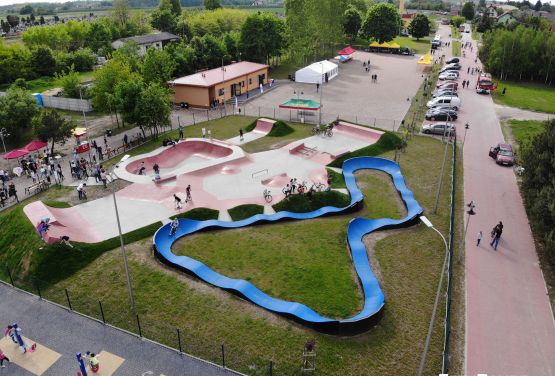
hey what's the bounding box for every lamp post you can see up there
[0,128,8,155]
[417,215,449,376]
[109,154,136,312]
[78,86,93,164]
[319,62,324,125]
[458,200,476,263]
[293,89,303,121]
[462,122,470,148]
[433,124,453,214]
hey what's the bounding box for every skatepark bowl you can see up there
[153,157,424,335]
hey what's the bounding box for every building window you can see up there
[219,88,224,96]
[249,78,252,85]
[241,81,245,87]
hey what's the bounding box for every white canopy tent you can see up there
[295,60,338,84]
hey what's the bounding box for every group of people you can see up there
[0,176,18,207]
[283,177,331,198]
[363,60,371,73]
[173,185,192,210]
[460,80,471,89]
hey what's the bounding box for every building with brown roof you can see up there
[169,61,270,108]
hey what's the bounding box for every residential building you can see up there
[111,32,180,56]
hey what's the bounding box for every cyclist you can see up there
[169,218,179,236]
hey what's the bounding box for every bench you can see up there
[25,180,50,195]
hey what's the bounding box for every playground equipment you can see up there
[152,157,424,335]
[4,323,36,353]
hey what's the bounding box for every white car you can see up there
[438,72,459,81]
[427,96,461,109]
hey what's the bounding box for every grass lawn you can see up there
[393,36,431,55]
[452,41,461,57]
[507,120,545,147]
[269,59,301,80]
[0,71,96,93]
[451,26,461,39]
[0,133,460,375]
[492,81,555,114]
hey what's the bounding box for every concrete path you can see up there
[436,24,555,375]
[0,282,237,376]
[494,103,554,121]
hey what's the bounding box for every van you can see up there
[426,96,461,109]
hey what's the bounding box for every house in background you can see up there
[111,32,180,56]
[170,61,270,108]
[497,12,517,24]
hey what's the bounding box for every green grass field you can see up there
[452,41,461,57]
[0,113,461,374]
[493,81,555,114]
[507,119,546,149]
[393,36,432,55]
[451,25,461,39]
[0,71,95,93]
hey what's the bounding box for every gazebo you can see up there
[279,98,321,123]
[337,46,357,63]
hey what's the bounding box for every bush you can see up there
[328,131,402,168]
[228,204,264,221]
[267,120,294,137]
[272,191,351,213]
[326,168,346,188]
[171,207,219,221]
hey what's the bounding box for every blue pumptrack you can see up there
[153,157,423,334]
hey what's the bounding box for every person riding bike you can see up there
[169,218,179,236]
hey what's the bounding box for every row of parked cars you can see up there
[422,58,461,136]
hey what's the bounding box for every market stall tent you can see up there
[295,61,338,84]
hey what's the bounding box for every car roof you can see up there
[498,143,512,150]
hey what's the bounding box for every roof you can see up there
[115,32,179,46]
[338,46,357,55]
[171,61,269,88]
[497,12,516,20]
[279,98,321,111]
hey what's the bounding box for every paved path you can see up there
[494,103,554,122]
[0,282,237,376]
[436,24,555,375]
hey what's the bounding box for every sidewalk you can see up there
[0,282,238,376]
[435,24,555,375]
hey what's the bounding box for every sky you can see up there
[0,0,69,5]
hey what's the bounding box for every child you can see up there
[170,218,179,236]
[476,231,482,246]
[174,194,182,210]
[0,347,9,368]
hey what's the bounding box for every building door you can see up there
[258,74,265,86]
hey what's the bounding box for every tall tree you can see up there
[32,109,75,155]
[114,75,145,127]
[361,3,401,43]
[19,5,34,15]
[151,0,177,33]
[240,12,285,64]
[112,0,129,27]
[139,83,171,139]
[6,15,20,28]
[140,47,176,85]
[461,2,475,20]
[0,87,39,142]
[30,46,56,77]
[204,0,221,10]
[534,0,542,11]
[90,59,132,112]
[170,0,181,16]
[343,6,363,43]
[86,21,112,53]
[407,13,431,40]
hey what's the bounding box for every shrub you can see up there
[328,131,402,168]
[272,191,351,213]
[267,120,294,137]
[228,204,264,221]
[171,207,219,221]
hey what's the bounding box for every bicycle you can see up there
[263,188,272,203]
[311,126,321,136]
[297,181,308,194]
[312,182,326,192]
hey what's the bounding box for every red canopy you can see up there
[3,149,29,160]
[338,46,357,56]
[23,140,48,152]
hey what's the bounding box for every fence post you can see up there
[192,112,196,125]
[207,109,210,121]
[177,116,181,129]
[269,360,273,376]
[6,266,14,287]
[273,108,276,119]
[221,342,225,369]
[177,328,182,353]
[65,288,73,310]
[98,301,106,324]
[136,314,142,337]
[34,279,42,299]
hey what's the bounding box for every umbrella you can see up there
[23,140,48,152]
[3,149,29,160]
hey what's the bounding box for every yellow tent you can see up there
[369,41,381,47]
[388,42,401,49]
[378,42,391,48]
[418,53,433,65]
[73,127,88,137]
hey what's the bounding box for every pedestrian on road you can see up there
[153,163,160,175]
[8,182,18,203]
[239,129,244,141]
[467,67,470,74]
[178,125,184,139]
[490,221,503,250]
[477,231,483,246]
[0,347,10,368]
[202,128,206,138]
[173,194,182,210]
[185,184,192,202]
[316,83,320,92]
[123,134,128,149]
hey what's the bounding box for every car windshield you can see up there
[479,80,493,86]
[498,150,513,157]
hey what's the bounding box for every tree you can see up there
[461,2,475,20]
[86,21,112,53]
[13,78,27,89]
[19,5,34,15]
[39,16,45,25]
[90,59,132,112]
[361,3,401,43]
[30,46,56,77]
[240,12,286,64]
[0,87,39,142]
[534,0,542,11]
[407,13,431,40]
[140,47,176,85]
[1,19,10,33]
[343,6,363,43]
[138,83,171,139]
[151,0,177,33]
[348,0,370,14]
[114,75,145,126]
[204,0,221,10]
[7,15,19,28]
[32,109,75,155]
[451,15,466,28]
[166,41,196,76]
[170,0,181,16]
[191,34,229,69]
[223,32,239,61]
[521,119,555,264]
[112,0,129,27]
[540,3,551,12]
[476,12,493,32]
[55,66,81,98]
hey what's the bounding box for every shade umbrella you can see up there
[23,140,48,152]
[3,149,29,160]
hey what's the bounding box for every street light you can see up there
[319,62,324,125]
[0,128,9,155]
[78,86,93,164]
[462,122,470,148]
[110,154,136,312]
[417,215,449,376]
[293,89,303,121]
[458,200,476,262]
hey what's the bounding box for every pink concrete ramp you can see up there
[23,201,103,243]
[252,118,276,134]
[261,173,292,188]
[126,141,234,174]
[334,121,384,143]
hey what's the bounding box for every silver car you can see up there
[422,122,456,135]
[432,90,458,98]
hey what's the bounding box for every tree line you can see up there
[479,25,555,83]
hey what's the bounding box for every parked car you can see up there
[422,122,456,135]
[436,81,458,90]
[489,143,515,166]
[432,89,458,98]
[425,108,458,121]
[446,58,459,64]
[429,103,459,112]
[427,96,461,108]
[400,47,414,55]
[442,63,462,70]
[438,71,459,80]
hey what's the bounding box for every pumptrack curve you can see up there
[153,157,424,335]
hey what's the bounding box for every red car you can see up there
[489,143,515,166]
[436,81,458,90]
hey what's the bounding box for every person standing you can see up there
[0,347,10,368]
[123,134,128,149]
[77,182,86,200]
[202,128,206,138]
[173,194,182,210]
[467,67,470,74]
[100,169,107,189]
[239,129,244,141]
[178,125,184,139]
[491,221,503,250]
[185,185,192,202]
[153,163,160,175]
[8,182,18,203]
[476,231,483,246]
